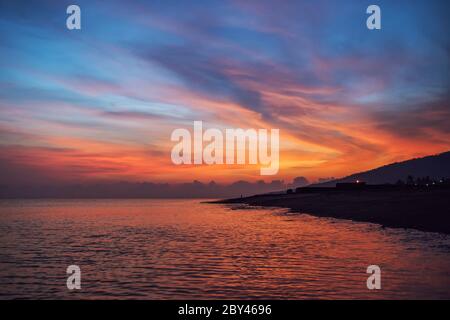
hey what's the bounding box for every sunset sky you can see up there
[0,0,449,186]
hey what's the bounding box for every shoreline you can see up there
[213,188,450,235]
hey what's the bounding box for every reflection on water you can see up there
[0,199,449,299]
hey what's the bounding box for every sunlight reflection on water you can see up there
[0,199,449,299]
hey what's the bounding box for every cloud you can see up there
[371,96,450,141]
[1,0,449,186]
[141,45,264,113]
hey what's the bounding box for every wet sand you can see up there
[214,189,450,234]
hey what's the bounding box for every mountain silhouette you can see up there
[311,151,450,187]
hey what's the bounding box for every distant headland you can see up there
[214,151,450,234]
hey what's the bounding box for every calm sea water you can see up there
[0,199,449,299]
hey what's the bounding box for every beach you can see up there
[214,188,450,234]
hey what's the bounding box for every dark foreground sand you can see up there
[213,189,450,234]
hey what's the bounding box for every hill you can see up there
[312,151,450,187]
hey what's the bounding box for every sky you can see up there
[0,0,449,186]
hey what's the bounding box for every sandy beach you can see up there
[214,188,450,234]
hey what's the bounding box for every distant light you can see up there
[356,180,360,183]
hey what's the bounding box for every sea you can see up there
[1,199,449,299]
